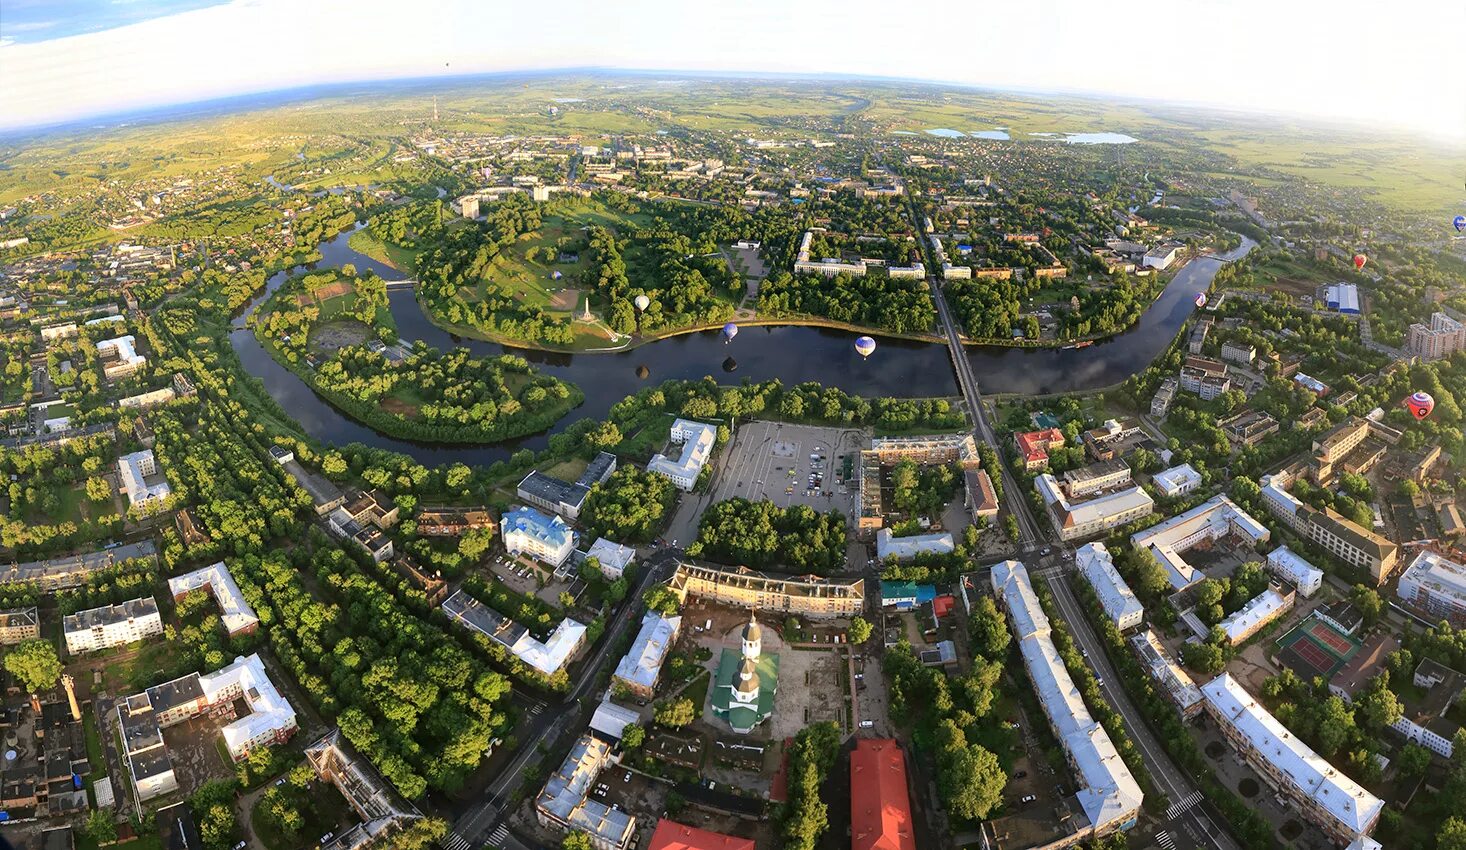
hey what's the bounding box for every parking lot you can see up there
[709,420,864,516]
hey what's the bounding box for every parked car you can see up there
[1021,795,1037,804]
[859,720,874,728]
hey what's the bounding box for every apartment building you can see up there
[64,596,163,654]
[0,607,40,645]
[501,506,575,568]
[1015,428,1066,471]
[1076,542,1143,631]
[666,562,864,618]
[1037,474,1155,542]
[1260,469,1398,584]
[1151,377,1178,417]
[647,419,717,491]
[1081,419,1142,462]
[118,449,171,508]
[1202,674,1382,847]
[1396,551,1466,627]
[613,611,681,699]
[1129,629,1202,718]
[1265,546,1324,597]
[1130,495,1270,592]
[1217,582,1295,645]
[536,735,636,850]
[1406,312,1465,361]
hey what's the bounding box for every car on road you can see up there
[1021,795,1036,804]
[1015,770,1027,779]
[859,719,874,728]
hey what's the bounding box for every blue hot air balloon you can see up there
[1455,215,1466,233]
[854,336,876,358]
[1195,292,1207,308]
[721,322,738,343]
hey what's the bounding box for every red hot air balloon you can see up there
[1405,391,1435,420]
[1352,253,1367,271]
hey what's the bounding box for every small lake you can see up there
[969,129,1011,140]
[1062,132,1139,145]
[231,226,1252,466]
[924,128,966,138]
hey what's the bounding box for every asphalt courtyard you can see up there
[708,420,864,515]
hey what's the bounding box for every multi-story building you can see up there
[97,335,147,380]
[1129,629,1202,718]
[64,596,162,654]
[1260,469,1399,584]
[517,452,617,519]
[850,739,916,850]
[1151,377,1178,418]
[876,529,954,561]
[1217,582,1295,645]
[1396,551,1466,626]
[501,506,575,568]
[535,735,636,850]
[442,589,587,676]
[305,730,423,850]
[0,607,40,645]
[991,561,1143,839]
[964,469,999,520]
[868,433,979,467]
[1220,341,1256,365]
[1063,459,1132,499]
[1220,410,1280,449]
[118,449,171,508]
[1076,542,1143,631]
[1081,419,1142,462]
[1015,428,1065,471]
[584,537,636,580]
[1130,495,1270,592]
[1389,658,1462,759]
[647,419,717,490]
[1202,674,1382,847]
[167,562,260,636]
[1036,474,1155,541]
[613,611,681,699]
[1406,312,1466,361]
[118,694,178,802]
[1152,464,1202,498]
[1265,546,1324,597]
[666,562,864,618]
[1188,318,1212,354]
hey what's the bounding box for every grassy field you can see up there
[480,200,649,308]
[347,228,421,272]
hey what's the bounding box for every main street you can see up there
[922,268,1240,850]
[446,547,683,850]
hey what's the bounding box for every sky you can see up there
[1,0,1463,140]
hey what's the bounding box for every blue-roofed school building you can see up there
[501,506,575,568]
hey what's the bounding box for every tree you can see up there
[561,832,594,850]
[84,810,118,844]
[654,697,696,728]
[1441,817,1466,850]
[1350,584,1384,626]
[969,596,1009,661]
[621,724,645,750]
[642,585,681,616]
[1313,696,1355,757]
[848,616,873,645]
[1181,641,1225,675]
[3,639,62,694]
[85,476,111,502]
[1355,676,1402,729]
[1396,743,1432,778]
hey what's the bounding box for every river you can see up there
[230,226,1254,466]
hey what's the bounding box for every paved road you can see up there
[446,549,683,850]
[916,228,1240,849]
[1046,571,1239,850]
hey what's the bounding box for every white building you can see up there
[990,561,1143,837]
[442,590,588,677]
[1265,546,1324,597]
[1037,474,1155,541]
[584,538,636,580]
[168,562,260,636]
[1130,496,1270,592]
[1152,464,1202,498]
[1129,629,1202,717]
[501,506,575,568]
[612,611,681,698]
[64,596,163,654]
[1142,243,1183,270]
[1202,674,1383,846]
[1076,543,1144,631]
[97,334,147,379]
[118,449,171,508]
[1217,583,1294,645]
[1396,551,1466,627]
[647,418,717,490]
[201,654,299,759]
[875,529,955,561]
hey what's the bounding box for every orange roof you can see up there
[1015,428,1064,463]
[648,819,755,850]
[932,595,956,618]
[850,739,916,850]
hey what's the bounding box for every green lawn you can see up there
[346,229,421,272]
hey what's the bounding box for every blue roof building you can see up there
[502,506,575,567]
[880,580,937,610]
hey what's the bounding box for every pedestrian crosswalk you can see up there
[441,832,471,850]
[526,703,543,717]
[1156,830,1176,850]
[486,825,509,848]
[1165,790,1204,819]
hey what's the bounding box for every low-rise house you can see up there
[517,451,618,520]
[1152,463,1202,498]
[1015,428,1065,471]
[875,529,954,561]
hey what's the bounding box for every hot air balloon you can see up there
[1352,253,1367,271]
[1454,215,1465,233]
[854,336,876,358]
[722,322,738,343]
[722,357,738,373]
[1195,292,1208,308]
[1405,391,1435,420]
[634,294,650,312]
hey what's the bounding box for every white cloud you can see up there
[0,0,1462,140]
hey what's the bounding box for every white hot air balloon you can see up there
[634,294,650,312]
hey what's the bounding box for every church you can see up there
[711,611,780,734]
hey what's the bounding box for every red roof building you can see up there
[850,738,916,850]
[1015,428,1065,470]
[648,819,755,850]
[932,595,956,619]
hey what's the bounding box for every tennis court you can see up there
[1274,617,1361,681]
